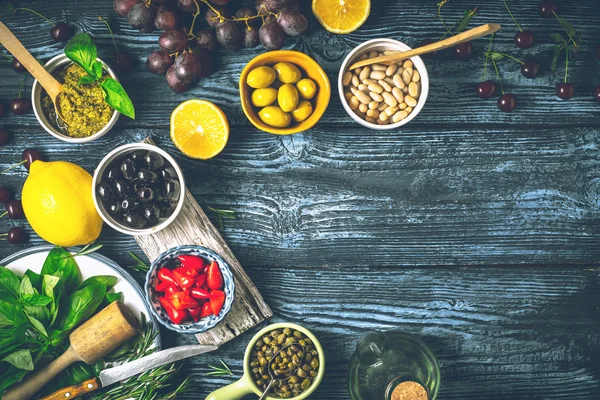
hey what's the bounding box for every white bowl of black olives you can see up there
[92,143,185,235]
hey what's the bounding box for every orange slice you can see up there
[312,0,371,34]
[170,100,229,160]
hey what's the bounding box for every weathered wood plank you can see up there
[134,138,272,346]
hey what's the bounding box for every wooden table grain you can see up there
[1,0,600,399]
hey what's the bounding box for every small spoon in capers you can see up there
[258,344,305,400]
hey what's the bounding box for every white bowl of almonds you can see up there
[339,39,429,129]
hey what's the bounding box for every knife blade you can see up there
[40,344,217,400]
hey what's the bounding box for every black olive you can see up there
[158,202,173,218]
[163,180,181,203]
[124,211,147,229]
[158,166,177,181]
[121,197,139,212]
[145,152,165,170]
[96,182,115,203]
[137,168,158,183]
[105,165,122,181]
[113,180,131,198]
[120,158,137,181]
[130,150,147,165]
[108,201,123,216]
[137,187,155,202]
[143,203,160,224]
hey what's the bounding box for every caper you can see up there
[259,357,267,367]
[271,330,282,338]
[277,333,287,344]
[285,337,296,346]
[293,331,303,338]
[283,327,291,335]
[263,337,272,345]
[256,380,264,386]
[289,376,299,384]
[302,364,312,371]
[311,358,319,369]
[297,368,307,378]
[309,370,317,377]
[305,354,312,362]
[301,378,312,390]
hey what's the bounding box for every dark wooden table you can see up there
[1,0,600,398]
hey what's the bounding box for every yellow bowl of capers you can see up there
[240,51,331,135]
[205,323,325,400]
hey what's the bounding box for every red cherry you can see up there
[475,80,496,99]
[22,148,43,169]
[0,187,12,203]
[514,30,535,49]
[595,85,600,103]
[521,60,539,78]
[9,98,31,115]
[454,42,472,59]
[556,83,575,100]
[538,0,558,18]
[50,23,71,41]
[7,227,25,244]
[11,58,26,73]
[498,94,517,112]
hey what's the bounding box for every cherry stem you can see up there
[12,7,54,27]
[486,51,524,65]
[436,1,454,38]
[564,44,569,83]
[503,1,522,32]
[552,11,577,48]
[1,53,13,61]
[490,58,504,95]
[1,160,26,174]
[18,73,27,99]
[482,33,495,81]
[0,212,7,218]
[98,16,119,54]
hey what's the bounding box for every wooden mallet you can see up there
[2,301,139,400]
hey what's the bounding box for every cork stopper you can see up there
[389,380,428,400]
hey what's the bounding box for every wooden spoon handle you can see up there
[2,346,80,400]
[0,20,62,98]
[39,378,102,400]
[348,23,501,70]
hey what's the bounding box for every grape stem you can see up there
[12,7,55,27]
[1,160,26,174]
[199,0,277,32]
[481,33,495,81]
[490,58,504,95]
[98,16,120,54]
[503,1,522,32]
[186,0,202,39]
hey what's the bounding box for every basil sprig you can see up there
[64,33,135,119]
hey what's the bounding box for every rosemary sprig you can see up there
[61,243,103,259]
[207,359,234,376]
[207,206,236,230]
[127,252,150,273]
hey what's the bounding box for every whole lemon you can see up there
[22,160,103,247]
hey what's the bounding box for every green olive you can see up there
[258,106,292,128]
[296,78,317,100]
[274,62,303,84]
[278,84,299,113]
[291,100,313,122]
[247,66,277,89]
[251,88,278,107]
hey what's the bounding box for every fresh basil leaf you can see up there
[67,362,94,384]
[24,270,42,292]
[105,292,123,304]
[41,247,80,293]
[24,304,50,326]
[20,294,52,307]
[92,61,103,80]
[25,312,48,337]
[0,299,21,326]
[75,276,117,292]
[42,274,61,300]
[78,74,97,85]
[549,33,564,43]
[0,312,10,327]
[0,266,20,299]
[19,275,35,297]
[1,349,34,371]
[61,283,106,332]
[64,33,97,76]
[50,292,62,327]
[100,78,135,119]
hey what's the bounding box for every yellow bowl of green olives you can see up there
[239,51,331,135]
[205,323,325,400]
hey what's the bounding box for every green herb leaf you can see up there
[20,294,52,307]
[549,33,564,43]
[489,52,504,61]
[92,61,103,80]
[25,312,48,337]
[24,270,42,292]
[127,252,150,273]
[41,247,80,293]
[105,292,123,304]
[65,33,97,76]
[559,19,575,38]
[1,349,34,371]
[75,276,117,292]
[61,283,106,332]
[78,74,97,85]
[19,275,35,297]
[0,266,20,299]
[66,243,103,258]
[100,78,135,119]
[455,8,478,33]
[0,300,20,326]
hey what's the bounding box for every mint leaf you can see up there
[1,350,34,371]
[65,33,97,76]
[100,78,135,119]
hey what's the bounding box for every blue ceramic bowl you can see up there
[145,245,235,334]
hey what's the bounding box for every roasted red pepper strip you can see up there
[190,287,211,300]
[172,268,195,292]
[200,301,213,318]
[209,289,225,316]
[178,255,205,271]
[167,291,199,310]
[195,273,207,288]
[206,261,224,290]
[157,268,180,289]
[188,306,203,322]
[159,296,188,324]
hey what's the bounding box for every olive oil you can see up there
[347,331,440,400]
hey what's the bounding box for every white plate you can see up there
[0,245,161,349]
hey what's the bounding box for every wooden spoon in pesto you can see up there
[0,21,68,125]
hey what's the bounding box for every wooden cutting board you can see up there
[135,138,272,346]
